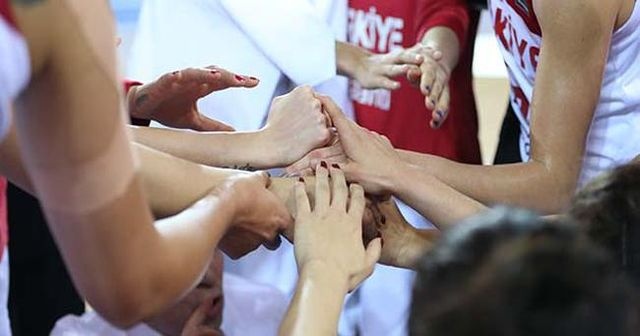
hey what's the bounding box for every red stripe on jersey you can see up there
[0,0,18,31]
[506,0,541,36]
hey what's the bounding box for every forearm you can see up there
[280,262,349,336]
[388,161,486,228]
[132,126,284,169]
[419,26,461,71]
[397,150,574,214]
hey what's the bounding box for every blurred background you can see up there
[110,0,509,163]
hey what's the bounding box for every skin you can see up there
[293,0,635,217]
[279,166,381,336]
[126,65,259,132]
[3,0,289,327]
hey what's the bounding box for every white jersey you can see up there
[0,6,30,142]
[489,0,640,187]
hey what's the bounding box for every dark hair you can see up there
[569,162,640,286]
[410,207,639,336]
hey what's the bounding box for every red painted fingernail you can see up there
[235,75,245,81]
[171,71,179,75]
[331,163,340,169]
[249,76,258,80]
[298,177,304,182]
[381,237,385,248]
[320,161,328,168]
[210,70,219,75]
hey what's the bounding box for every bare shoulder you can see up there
[533,0,619,30]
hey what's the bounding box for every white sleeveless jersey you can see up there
[489,0,640,187]
[0,6,30,142]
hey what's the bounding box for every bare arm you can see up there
[396,0,617,214]
[9,0,288,328]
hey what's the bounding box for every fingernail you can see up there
[381,237,385,248]
[265,171,271,178]
[210,70,219,75]
[235,75,245,81]
[425,85,431,92]
[320,161,328,168]
[432,120,441,128]
[431,99,436,106]
[436,110,444,119]
[249,76,258,80]
[331,163,340,169]
[171,71,179,75]
[381,215,386,224]
[298,177,304,182]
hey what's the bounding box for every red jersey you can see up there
[348,0,481,163]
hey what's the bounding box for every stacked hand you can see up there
[216,172,292,259]
[406,44,452,128]
[293,165,381,290]
[261,86,332,167]
[128,65,259,131]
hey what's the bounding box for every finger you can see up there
[431,87,450,129]
[294,181,311,216]
[419,61,437,97]
[263,234,282,251]
[348,184,366,220]
[195,115,236,132]
[405,66,422,86]
[380,64,410,78]
[427,69,448,111]
[391,49,424,65]
[314,164,330,213]
[369,76,401,90]
[204,65,259,89]
[329,165,348,210]
[182,296,214,330]
[364,237,382,271]
[252,171,271,188]
[317,95,361,136]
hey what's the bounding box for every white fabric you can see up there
[51,273,288,336]
[0,16,30,142]
[128,0,351,132]
[489,0,640,187]
[0,249,11,336]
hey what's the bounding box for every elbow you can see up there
[83,280,157,329]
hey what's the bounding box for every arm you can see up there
[132,86,331,169]
[9,0,289,328]
[395,0,617,214]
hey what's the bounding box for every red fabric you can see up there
[0,0,18,31]
[123,80,151,126]
[348,0,481,163]
[0,178,7,259]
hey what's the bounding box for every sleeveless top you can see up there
[489,0,640,187]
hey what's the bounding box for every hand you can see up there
[217,172,293,259]
[350,46,423,90]
[370,199,438,268]
[293,165,382,291]
[316,95,402,195]
[406,45,452,128]
[284,137,347,177]
[179,298,224,336]
[128,65,259,131]
[147,252,224,336]
[261,86,332,166]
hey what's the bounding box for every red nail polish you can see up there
[381,237,385,248]
[210,70,219,75]
[249,76,258,80]
[171,71,179,75]
[331,163,340,169]
[298,177,304,182]
[235,75,245,81]
[320,161,328,168]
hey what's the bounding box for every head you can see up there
[145,250,224,336]
[569,161,640,285]
[410,207,640,336]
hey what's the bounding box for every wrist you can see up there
[385,161,414,195]
[254,128,293,168]
[299,259,350,294]
[127,85,143,119]
[336,42,369,80]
